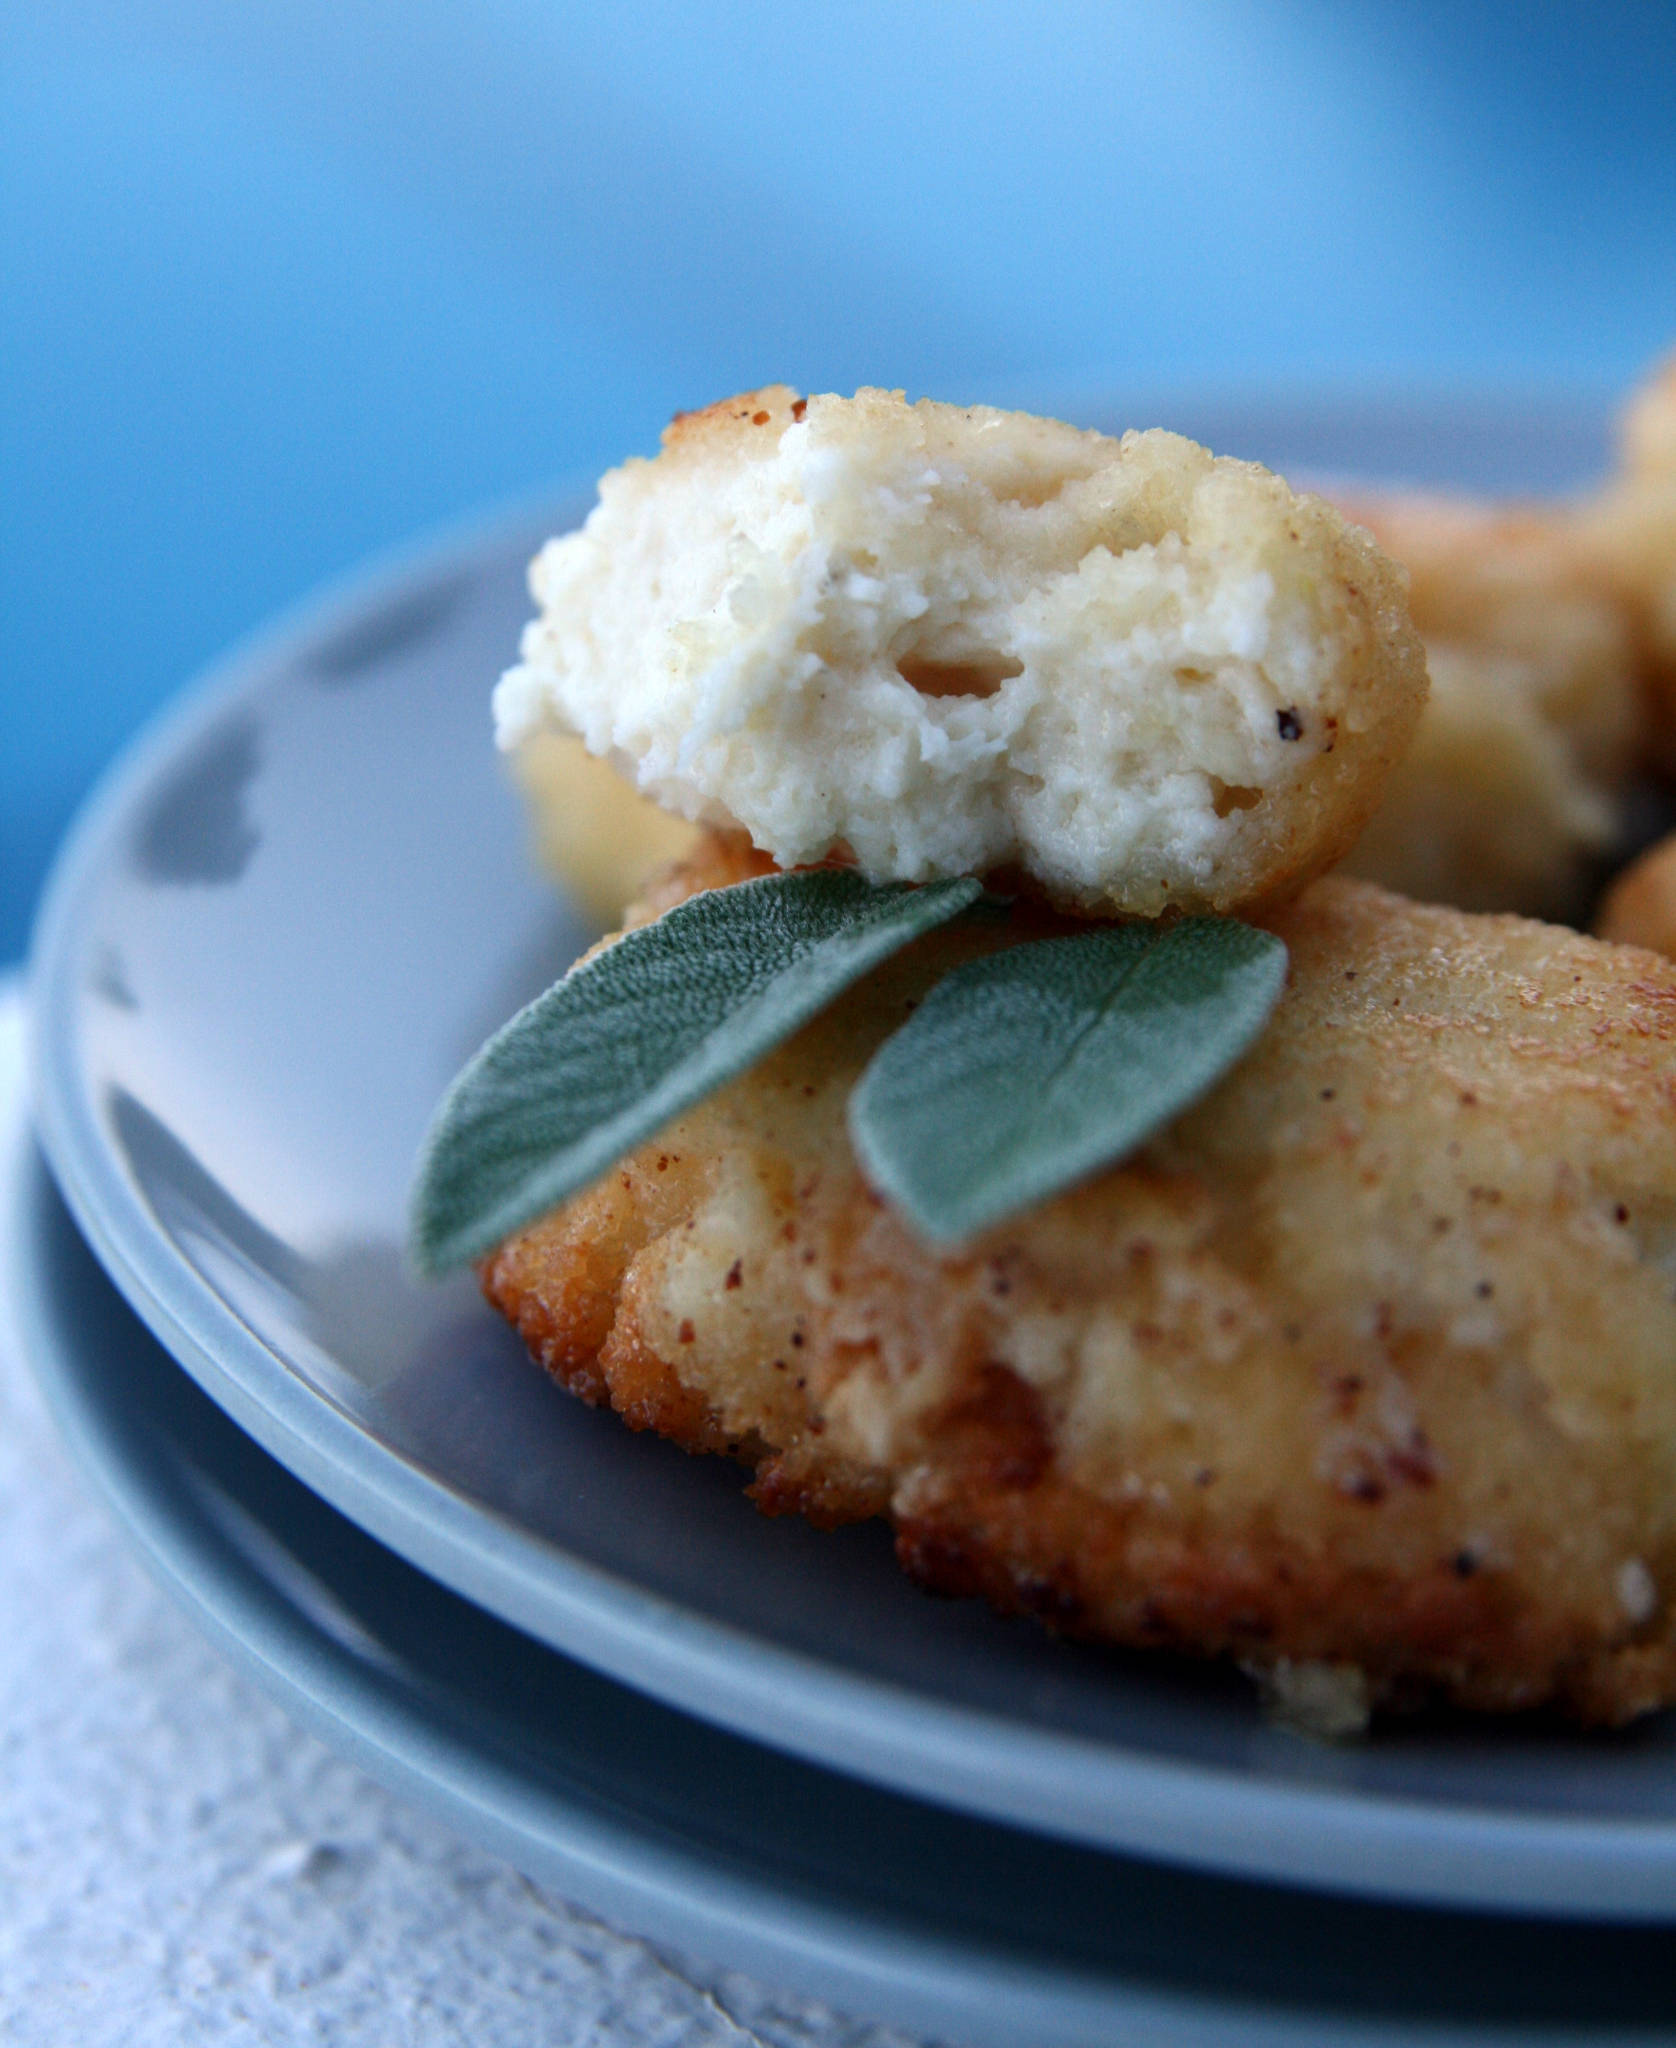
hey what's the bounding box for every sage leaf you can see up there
[411,868,983,1273]
[848,918,1287,1243]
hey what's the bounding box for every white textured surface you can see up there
[0,986,932,2048]
[499,386,1427,918]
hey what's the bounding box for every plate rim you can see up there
[16,1122,1676,2048]
[0,1126,1270,2048]
[28,424,1676,1921]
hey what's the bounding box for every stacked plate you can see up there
[19,397,1676,2046]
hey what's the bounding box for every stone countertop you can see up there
[0,983,928,2048]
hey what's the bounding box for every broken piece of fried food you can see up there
[1332,493,1639,921]
[483,831,1676,1726]
[494,387,1426,920]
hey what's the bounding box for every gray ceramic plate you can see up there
[15,1127,1676,2047]
[31,394,1676,1922]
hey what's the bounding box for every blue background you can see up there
[6,1,1676,963]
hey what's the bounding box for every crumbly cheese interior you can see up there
[495,386,1424,917]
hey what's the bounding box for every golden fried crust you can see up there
[1596,829,1676,961]
[1331,493,1640,920]
[1333,495,1636,784]
[662,384,809,451]
[1620,352,1676,482]
[1576,354,1676,768]
[508,732,700,928]
[483,832,1676,1722]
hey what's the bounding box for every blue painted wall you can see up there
[6,1,1675,959]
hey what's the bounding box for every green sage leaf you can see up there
[848,918,1287,1243]
[411,868,983,1273]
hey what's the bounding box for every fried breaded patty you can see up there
[1620,350,1676,482]
[483,833,1676,1725]
[494,387,1426,919]
[1596,828,1676,960]
[1332,494,1639,921]
[509,730,698,928]
[1578,354,1676,767]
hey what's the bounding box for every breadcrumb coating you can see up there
[509,731,697,928]
[483,832,1676,1725]
[1333,494,1638,921]
[495,387,1425,918]
[1621,352,1676,481]
[1578,354,1676,766]
[1596,829,1676,960]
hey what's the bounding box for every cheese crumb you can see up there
[1617,1556,1658,1625]
[1251,1657,1374,1740]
